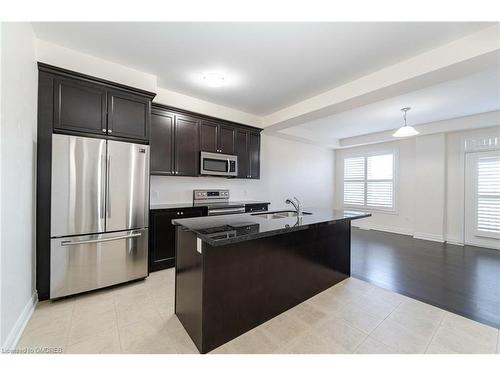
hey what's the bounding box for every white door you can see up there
[465,151,500,249]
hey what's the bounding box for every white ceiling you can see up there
[279,68,500,143]
[32,22,493,115]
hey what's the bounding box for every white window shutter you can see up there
[344,157,365,206]
[476,156,500,236]
[343,153,395,210]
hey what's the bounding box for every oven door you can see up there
[200,152,237,176]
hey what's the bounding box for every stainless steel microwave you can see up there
[200,151,238,177]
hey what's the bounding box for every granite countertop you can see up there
[172,208,371,247]
[150,200,271,210]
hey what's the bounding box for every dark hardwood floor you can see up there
[351,228,500,328]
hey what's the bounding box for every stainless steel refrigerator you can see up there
[50,134,149,299]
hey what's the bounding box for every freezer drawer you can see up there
[50,229,148,299]
[51,134,106,237]
[106,140,149,232]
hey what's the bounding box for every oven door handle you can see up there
[208,207,246,216]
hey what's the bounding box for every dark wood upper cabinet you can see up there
[175,114,200,176]
[236,130,249,178]
[150,109,175,175]
[107,90,150,141]
[150,104,261,179]
[41,63,155,144]
[53,77,107,135]
[235,129,260,179]
[249,132,261,179]
[200,121,236,155]
[199,120,218,153]
[219,125,236,154]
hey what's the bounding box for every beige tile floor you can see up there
[17,269,500,354]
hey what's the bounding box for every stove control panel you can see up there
[193,189,230,202]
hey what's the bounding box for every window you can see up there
[343,153,395,210]
[476,155,500,237]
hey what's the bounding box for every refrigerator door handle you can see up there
[60,232,142,246]
[106,153,111,218]
[100,152,106,219]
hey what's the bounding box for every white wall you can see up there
[0,23,38,349]
[154,88,261,127]
[334,119,500,244]
[414,134,446,241]
[151,134,335,211]
[36,39,157,93]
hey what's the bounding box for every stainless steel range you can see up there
[193,189,246,216]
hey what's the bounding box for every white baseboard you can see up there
[445,235,464,246]
[2,292,38,351]
[353,224,453,244]
[352,224,413,237]
[413,232,445,243]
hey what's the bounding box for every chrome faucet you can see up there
[285,197,302,216]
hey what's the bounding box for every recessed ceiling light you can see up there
[201,71,227,88]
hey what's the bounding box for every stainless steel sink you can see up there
[252,210,312,219]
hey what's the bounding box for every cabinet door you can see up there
[149,211,177,272]
[219,124,236,155]
[149,207,206,272]
[174,114,200,176]
[249,132,261,179]
[107,90,150,141]
[150,109,175,175]
[53,77,107,135]
[236,129,249,178]
[199,120,218,153]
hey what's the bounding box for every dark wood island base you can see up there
[175,219,356,353]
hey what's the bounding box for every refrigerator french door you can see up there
[50,134,149,298]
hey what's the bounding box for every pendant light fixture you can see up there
[392,107,419,137]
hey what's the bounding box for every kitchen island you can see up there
[172,209,370,353]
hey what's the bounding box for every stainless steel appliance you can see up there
[50,134,149,299]
[193,189,246,216]
[200,151,238,177]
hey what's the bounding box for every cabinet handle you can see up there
[108,129,113,133]
[102,128,106,133]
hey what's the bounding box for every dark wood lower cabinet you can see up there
[175,220,352,353]
[149,207,206,272]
